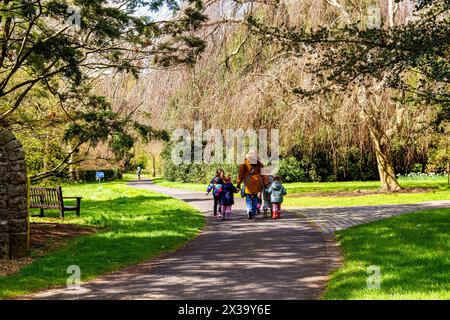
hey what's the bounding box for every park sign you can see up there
[96,171,105,183]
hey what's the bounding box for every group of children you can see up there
[206,169,287,220]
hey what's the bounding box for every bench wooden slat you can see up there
[30,187,61,210]
[29,186,81,218]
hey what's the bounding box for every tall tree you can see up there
[246,0,450,191]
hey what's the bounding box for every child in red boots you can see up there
[267,176,287,219]
[216,175,238,220]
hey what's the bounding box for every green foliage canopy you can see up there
[0,0,208,180]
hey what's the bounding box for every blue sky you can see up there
[134,2,175,20]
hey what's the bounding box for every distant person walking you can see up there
[267,176,287,219]
[236,150,269,220]
[206,169,225,217]
[136,166,142,180]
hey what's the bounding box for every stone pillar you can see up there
[0,130,29,259]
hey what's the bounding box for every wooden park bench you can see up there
[29,186,82,218]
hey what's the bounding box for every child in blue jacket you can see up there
[206,169,224,217]
[267,176,287,219]
[216,175,238,220]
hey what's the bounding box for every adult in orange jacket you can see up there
[236,150,269,219]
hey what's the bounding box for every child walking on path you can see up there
[217,175,238,220]
[267,176,287,219]
[262,175,274,218]
[206,169,224,217]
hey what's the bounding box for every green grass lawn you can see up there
[0,181,204,299]
[324,208,450,300]
[283,176,448,194]
[151,176,449,207]
[150,177,206,192]
[283,189,450,207]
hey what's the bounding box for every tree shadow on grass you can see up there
[325,257,449,299]
[0,232,194,299]
[30,193,204,231]
[2,194,204,299]
[324,210,450,299]
[30,195,180,218]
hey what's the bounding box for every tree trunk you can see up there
[151,155,156,177]
[387,0,395,28]
[369,127,402,192]
[68,142,77,181]
[43,134,49,172]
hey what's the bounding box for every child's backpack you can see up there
[207,183,222,196]
[207,176,224,196]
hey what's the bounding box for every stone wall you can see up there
[0,130,29,259]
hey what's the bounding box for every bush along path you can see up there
[28,180,341,300]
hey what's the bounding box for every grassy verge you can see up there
[283,177,448,194]
[150,177,206,192]
[0,181,204,299]
[324,208,450,300]
[151,176,449,207]
[283,189,450,207]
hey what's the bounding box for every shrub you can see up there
[75,169,123,182]
[161,142,240,183]
[277,157,308,183]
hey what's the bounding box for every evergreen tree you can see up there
[0,0,207,180]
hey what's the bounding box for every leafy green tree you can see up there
[0,0,207,180]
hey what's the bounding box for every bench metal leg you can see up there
[60,209,64,218]
[76,198,81,217]
[40,208,44,217]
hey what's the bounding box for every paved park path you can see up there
[28,181,449,300]
[30,180,341,300]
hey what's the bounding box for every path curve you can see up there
[29,180,341,300]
